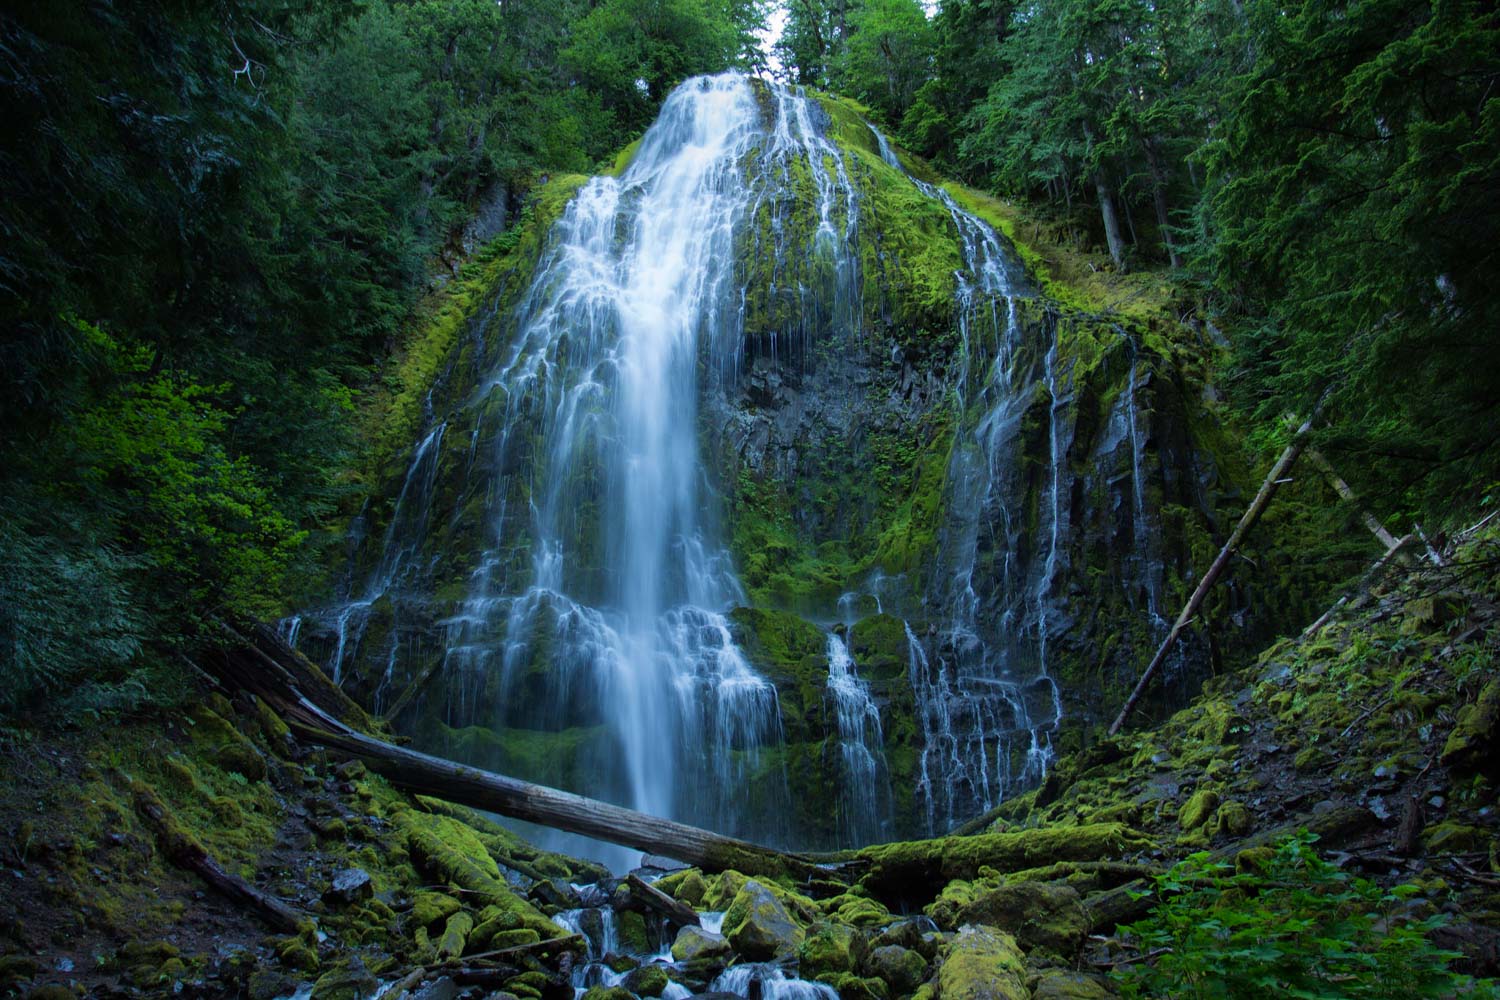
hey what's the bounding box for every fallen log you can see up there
[126,773,308,934]
[1109,414,1315,735]
[301,722,826,883]
[626,873,701,928]
[203,621,830,884]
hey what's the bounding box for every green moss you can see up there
[1178,788,1220,832]
[936,925,1029,1000]
[797,921,867,976]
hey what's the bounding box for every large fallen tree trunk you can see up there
[205,626,827,884]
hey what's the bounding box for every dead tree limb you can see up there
[1109,414,1316,735]
[126,774,307,934]
[1307,449,1400,551]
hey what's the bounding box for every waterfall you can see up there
[824,633,891,844]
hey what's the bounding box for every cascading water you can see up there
[823,633,891,844]
[869,126,1064,830]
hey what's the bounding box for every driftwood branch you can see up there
[1109,415,1316,735]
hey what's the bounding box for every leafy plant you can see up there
[1114,833,1499,998]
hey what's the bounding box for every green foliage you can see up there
[1115,833,1499,998]
[1201,0,1500,517]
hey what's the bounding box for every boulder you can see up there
[936,925,1028,1000]
[1030,969,1114,999]
[1178,788,1220,831]
[865,945,928,994]
[323,868,373,906]
[955,881,1088,955]
[1441,680,1500,778]
[671,925,734,963]
[798,921,867,976]
[723,880,805,960]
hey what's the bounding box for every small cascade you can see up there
[823,633,891,844]
[282,420,449,701]
[711,964,839,1000]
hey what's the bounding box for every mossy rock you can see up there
[955,881,1088,954]
[656,868,708,907]
[1178,789,1219,832]
[311,958,378,1000]
[865,944,929,993]
[1213,800,1253,838]
[1030,969,1115,998]
[618,909,651,953]
[671,925,733,963]
[623,964,671,997]
[581,988,633,1000]
[1441,679,1500,778]
[936,925,1028,1000]
[1423,821,1491,854]
[724,879,806,960]
[814,972,890,1000]
[410,891,462,927]
[798,921,868,976]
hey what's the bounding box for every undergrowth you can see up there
[1114,833,1499,998]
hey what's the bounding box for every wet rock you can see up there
[580,987,632,1000]
[671,925,733,963]
[865,944,928,993]
[936,925,1028,1000]
[723,880,805,960]
[798,921,867,976]
[623,965,671,997]
[640,853,689,873]
[324,868,373,906]
[412,977,459,1000]
[1030,969,1114,998]
[247,969,297,1000]
[1178,788,1220,831]
[955,882,1088,955]
[1441,680,1500,778]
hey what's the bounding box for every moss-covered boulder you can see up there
[1031,969,1115,998]
[724,879,806,959]
[798,921,868,976]
[311,958,378,1000]
[623,965,671,997]
[671,925,733,963]
[936,925,1028,1000]
[1178,788,1220,831]
[866,944,929,993]
[1441,679,1500,777]
[955,881,1088,954]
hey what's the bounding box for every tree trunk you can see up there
[1142,139,1182,268]
[1093,170,1127,271]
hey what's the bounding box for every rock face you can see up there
[286,73,1322,850]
